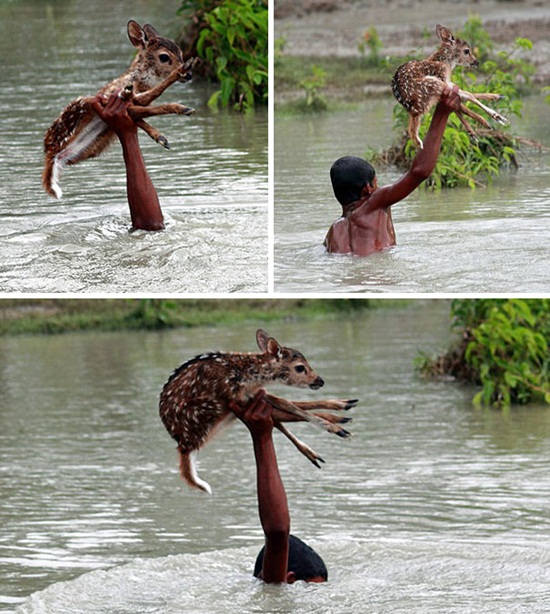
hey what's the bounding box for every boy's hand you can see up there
[91,89,138,136]
[230,390,274,437]
[439,84,461,114]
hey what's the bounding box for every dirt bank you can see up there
[275,0,550,85]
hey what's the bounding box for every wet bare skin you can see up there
[324,86,461,257]
[91,91,165,232]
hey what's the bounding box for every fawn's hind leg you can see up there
[407,114,424,149]
[134,119,170,148]
[284,399,358,412]
[279,398,356,425]
[458,89,508,125]
[275,423,325,468]
[459,103,491,129]
[128,102,196,120]
[266,394,351,438]
[456,111,480,142]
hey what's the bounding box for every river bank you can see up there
[0,299,381,336]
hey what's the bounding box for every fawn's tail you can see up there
[178,447,212,494]
[42,155,63,199]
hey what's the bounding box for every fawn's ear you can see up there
[143,24,160,42]
[128,20,147,48]
[256,329,270,351]
[256,329,282,357]
[266,338,282,359]
[436,24,454,44]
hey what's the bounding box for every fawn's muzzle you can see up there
[309,377,324,390]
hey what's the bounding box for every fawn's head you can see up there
[434,24,479,69]
[256,329,325,390]
[127,20,189,84]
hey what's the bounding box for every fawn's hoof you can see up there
[157,135,170,149]
[345,399,359,410]
[311,455,325,469]
[180,105,196,116]
[336,428,352,439]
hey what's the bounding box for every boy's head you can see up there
[254,535,328,583]
[330,156,376,206]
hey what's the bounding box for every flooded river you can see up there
[274,97,550,293]
[1,301,550,612]
[0,0,268,293]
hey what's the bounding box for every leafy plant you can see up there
[299,65,328,112]
[274,35,286,68]
[418,299,550,408]
[358,26,383,67]
[178,0,268,111]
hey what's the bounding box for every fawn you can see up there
[391,24,508,148]
[159,329,357,494]
[42,20,197,198]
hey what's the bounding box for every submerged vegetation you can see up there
[417,299,550,408]
[177,0,267,111]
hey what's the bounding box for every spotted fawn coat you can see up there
[42,20,196,198]
[391,24,507,148]
[159,329,356,494]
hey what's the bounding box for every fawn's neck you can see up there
[428,46,457,73]
[115,56,159,93]
[226,352,284,387]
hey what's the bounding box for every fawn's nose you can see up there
[472,59,480,67]
[310,376,324,390]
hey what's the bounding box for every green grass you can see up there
[0,299,391,336]
[275,54,399,104]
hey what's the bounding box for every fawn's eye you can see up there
[464,49,470,55]
[294,365,306,374]
[159,53,171,63]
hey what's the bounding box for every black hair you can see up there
[330,156,376,206]
[253,534,328,582]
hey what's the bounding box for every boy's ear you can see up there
[360,182,376,198]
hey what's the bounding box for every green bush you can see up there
[178,0,267,111]
[372,17,536,189]
[299,65,328,112]
[418,299,550,408]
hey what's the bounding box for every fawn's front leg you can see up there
[133,57,198,107]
